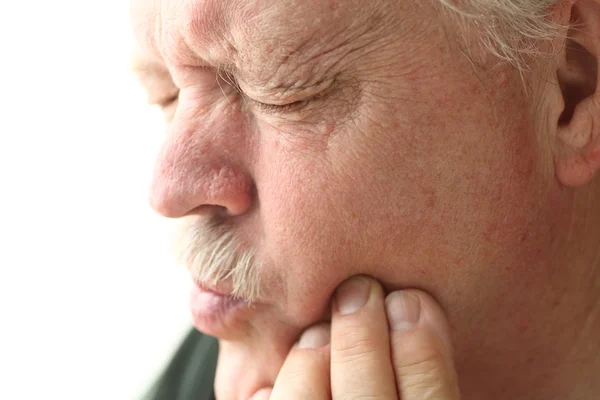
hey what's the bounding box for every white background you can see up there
[0,1,192,398]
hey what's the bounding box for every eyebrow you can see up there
[130,58,165,87]
[130,45,165,74]
[130,51,180,105]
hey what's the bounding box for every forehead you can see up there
[131,0,235,65]
[130,0,395,71]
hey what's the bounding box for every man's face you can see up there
[132,0,570,398]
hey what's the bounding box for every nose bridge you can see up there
[150,113,254,218]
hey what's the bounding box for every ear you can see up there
[554,0,600,187]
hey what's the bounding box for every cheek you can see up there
[255,129,445,326]
[253,73,554,330]
[259,169,351,324]
[253,127,381,324]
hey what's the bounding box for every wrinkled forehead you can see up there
[131,0,243,64]
[130,0,397,68]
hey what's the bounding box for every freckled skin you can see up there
[131,0,600,399]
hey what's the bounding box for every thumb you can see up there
[385,290,461,400]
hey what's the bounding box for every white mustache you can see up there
[172,217,262,303]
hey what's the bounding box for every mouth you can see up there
[190,280,254,339]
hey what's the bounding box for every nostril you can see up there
[184,204,229,218]
[149,155,254,218]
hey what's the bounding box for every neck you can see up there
[546,263,600,400]
[460,180,600,400]
[522,181,600,400]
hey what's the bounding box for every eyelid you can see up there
[245,73,342,115]
[158,92,180,108]
[246,96,311,114]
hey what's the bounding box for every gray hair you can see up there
[438,0,564,68]
[174,216,262,303]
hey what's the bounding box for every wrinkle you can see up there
[237,1,402,99]
[271,30,321,80]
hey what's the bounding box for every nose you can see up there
[149,117,254,218]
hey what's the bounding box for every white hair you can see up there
[173,216,262,303]
[438,0,564,68]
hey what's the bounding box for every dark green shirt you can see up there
[143,329,219,400]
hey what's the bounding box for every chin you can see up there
[214,334,295,400]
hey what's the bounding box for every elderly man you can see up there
[131,0,600,398]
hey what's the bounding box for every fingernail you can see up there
[298,324,330,348]
[386,291,421,330]
[335,277,370,315]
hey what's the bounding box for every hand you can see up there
[252,276,461,399]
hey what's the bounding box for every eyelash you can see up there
[157,83,315,115]
[159,94,179,108]
[245,97,310,114]
[215,70,314,115]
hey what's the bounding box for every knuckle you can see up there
[397,348,456,397]
[334,327,378,363]
[403,379,449,399]
[336,335,378,364]
[399,353,445,382]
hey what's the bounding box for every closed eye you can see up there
[159,92,179,108]
[245,97,310,114]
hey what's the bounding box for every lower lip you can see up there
[190,283,248,337]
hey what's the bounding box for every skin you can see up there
[131,0,600,398]
[252,277,460,400]
[259,277,461,399]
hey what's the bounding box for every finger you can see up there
[249,388,272,400]
[330,276,398,399]
[270,323,331,400]
[385,290,461,400]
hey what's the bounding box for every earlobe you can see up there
[556,117,600,187]
[554,0,600,187]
